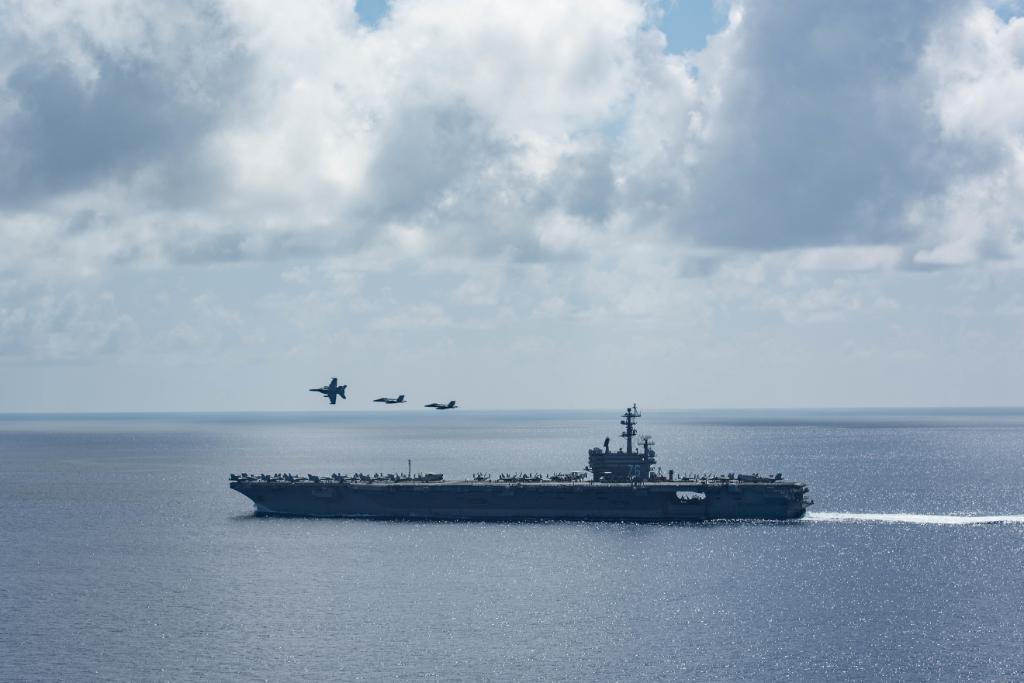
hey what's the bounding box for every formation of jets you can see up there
[310,379,457,409]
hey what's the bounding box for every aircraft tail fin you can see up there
[398,395,405,402]
[339,385,347,399]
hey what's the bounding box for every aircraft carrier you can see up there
[229,406,812,521]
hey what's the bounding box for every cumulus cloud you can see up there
[2,0,1024,378]
[2,0,1022,277]
[909,5,1024,265]
[621,0,1024,266]
[0,0,243,206]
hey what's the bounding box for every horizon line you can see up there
[2,405,1024,417]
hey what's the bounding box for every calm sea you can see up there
[2,409,1023,681]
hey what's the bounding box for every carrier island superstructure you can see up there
[229,406,812,521]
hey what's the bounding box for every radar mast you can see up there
[620,404,640,455]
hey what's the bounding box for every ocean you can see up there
[2,409,1023,681]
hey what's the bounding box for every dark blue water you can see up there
[2,410,1023,681]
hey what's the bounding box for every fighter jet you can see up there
[425,400,457,410]
[310,378,347,405]
[373,395,406,405]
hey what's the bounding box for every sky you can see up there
[1,0,1023,412]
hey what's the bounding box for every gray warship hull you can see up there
[230,479,809,522]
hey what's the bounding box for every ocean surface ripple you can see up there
[3,409,1024,681]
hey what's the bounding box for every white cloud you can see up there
[3,0,1023,279]
[1,0,1024,409]
[909,5,1024,266]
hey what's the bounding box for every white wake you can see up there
[807,511,1024,525]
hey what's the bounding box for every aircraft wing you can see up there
[329,394,337,405]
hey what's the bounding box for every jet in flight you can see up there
[373,395,406,405]
[425,400,457,410]
[310,378,347,405]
